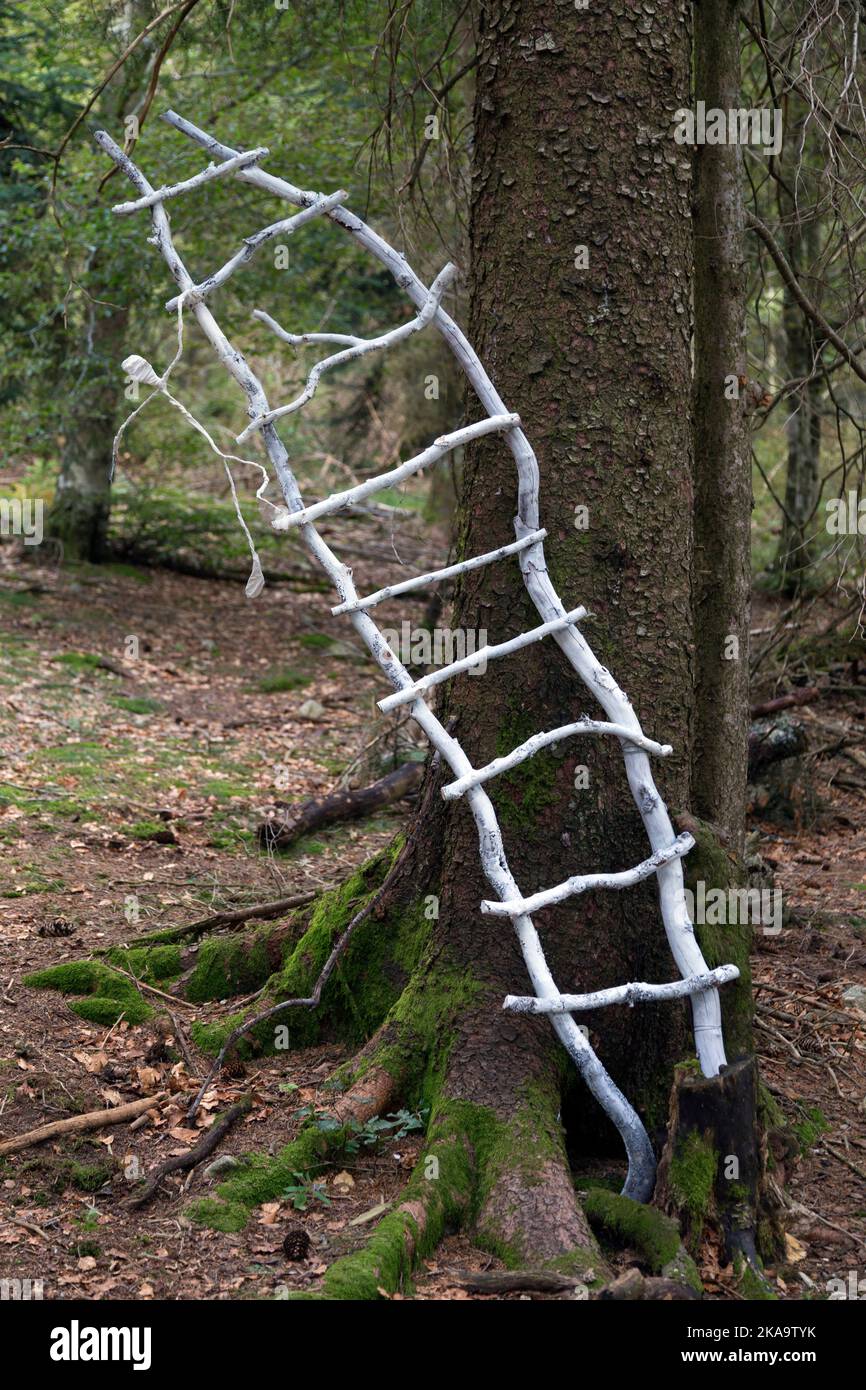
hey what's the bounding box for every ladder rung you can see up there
[331,529,547,615]
[503,964,740,1015]
[238,262,457,441]
[442,718,673,800]
[480,832,695,917]
[113,147,269,215]
[271,413,519,531]
[377,606,587,713]
[166,190,347,311]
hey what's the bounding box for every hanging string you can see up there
[112,293,276,598]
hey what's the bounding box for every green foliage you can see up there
[280,1171,332,1212]
[295,1104,428,1155]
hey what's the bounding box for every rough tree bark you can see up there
[453,0,697,1172]
[776,216,823,590]
[691,0,751,854]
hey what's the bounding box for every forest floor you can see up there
[1,535,864,1302]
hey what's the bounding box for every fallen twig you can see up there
[258,761,423,850]
[0,1093,167,1157]
[127,1094,251,1208]
[750,686,821,717]
[125,890,317,946]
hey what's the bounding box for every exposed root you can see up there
[581,1189,702,1293]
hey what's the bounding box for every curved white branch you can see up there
[480,833,695,918]
[442,718,673,800]
[503,965,740,1015]
[263,326,365,348]
[271,413,519,531]
[236,262,457,442]
[377,607,587,713]
[165,190,347,311]
[112,146,268,214]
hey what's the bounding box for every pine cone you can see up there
[220,1052,247,1080]
[282,1225,310,1262]
[38,916,76,938]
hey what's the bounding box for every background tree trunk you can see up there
[47,302,128,561]
[691,0,751,854]
[776,216,822,590]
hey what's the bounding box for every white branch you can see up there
[112,147,268,214]
[236,262,457,442]
[480,832,695,918]
[331,529,548,615]
[165,190,347,311]
[378,607,588,713]
[266,328,366,348]
[442,718,673,800]
[271,413,519,531]
[503,965,740,1015]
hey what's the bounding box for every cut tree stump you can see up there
[656,1056,768,1268]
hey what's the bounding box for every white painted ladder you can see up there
[98,112,739,1201]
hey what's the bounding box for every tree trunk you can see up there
[774,103,823,591]
[449,0,695,1175]
[46,296,128,563]
[775,226,822,589]
[691,0,751,854]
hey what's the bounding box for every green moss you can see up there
[542,1248,605,1286]
[733,1251,778,1300]
[491,705,561,830]
[197,1123,338,1218]
[202,778,247,801]
[107,945,182,982]
[186,931,273,1005]
[668,1131,717,1248]
[252,845,433,1052]
[298,633,333,650]
[257,669,311,693]
[68,1160,115,1192]
[123,819,167,841]
[190,1010,248,1055]
[24,960,154,1026]
[583,1189,702,1292]
[55,652,103,671]
[314,1099,479,1299]
[110,695,163,715]
[792,1105,830,1153]
[186,1197,250,1233]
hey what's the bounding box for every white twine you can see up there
[112,293,276,598]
